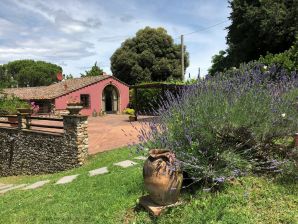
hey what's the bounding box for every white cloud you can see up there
[0,37,96,66]
[0,0,230,78]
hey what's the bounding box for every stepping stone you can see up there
[89,167,109,176]
[23,180,50,190]
[0,184,27,194]
[0,184,14,190]
[55,175,79,185]
[134,156,147,161]
[139,195,183,216]
[114,160,138,168]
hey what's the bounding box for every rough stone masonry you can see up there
[0,115,88,176]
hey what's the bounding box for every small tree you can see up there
[81,62,103,77]
[64,74,74,79]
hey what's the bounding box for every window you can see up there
[80,94,90,108]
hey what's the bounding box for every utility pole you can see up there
[181,34,184,81]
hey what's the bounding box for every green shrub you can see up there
[131,88,162,114]
[0,93,30,115]
[123,108,135,115]
[130,81,193,115]
[259,38,298,71]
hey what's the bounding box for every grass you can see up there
[0,147,297,224]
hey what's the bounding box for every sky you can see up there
[0,0,231,79]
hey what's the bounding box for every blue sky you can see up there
[0,0,230,78]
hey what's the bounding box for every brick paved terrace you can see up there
[88,115,153,154]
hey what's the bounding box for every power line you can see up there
[175,19,229,39]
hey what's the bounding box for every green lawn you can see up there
[0,147,297,224]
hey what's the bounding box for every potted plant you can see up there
[92,109,98,117]
[98,109,105,116]
[123,108,137,122]
[0,96,31,126]
[143,149,183,205]
[17,101,36,115]
[67,96,83,115]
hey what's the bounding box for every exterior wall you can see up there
[0,115,88,176]
[55,77,129,116]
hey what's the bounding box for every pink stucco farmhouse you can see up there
[4,74,130,116]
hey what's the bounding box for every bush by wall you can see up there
[130,88,162,114]
[130,80,196,115]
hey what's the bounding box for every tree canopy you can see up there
[209,0,298,75]
[0,60,62,87]
[80,62,103,77]
[110,27,189,85]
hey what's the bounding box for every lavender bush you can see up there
[137,64,298,185]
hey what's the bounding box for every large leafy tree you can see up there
[1,60,62,87]
[209,0,298,75]
[110,27,189,85]
[81,62,103,77]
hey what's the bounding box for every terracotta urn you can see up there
[66,103,83,115]
[143,149,183,206]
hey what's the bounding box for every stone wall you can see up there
[0,115,88,176]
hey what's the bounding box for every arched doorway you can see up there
[102,85,119,113]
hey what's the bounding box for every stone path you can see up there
[0,184,14,190]
[0,184,27,194]
[23,180,50,190]
[114,160,138,168]
[89,167,109,176]
[0,156,146,195]
[56,175,79,185]
[134,156,147,161]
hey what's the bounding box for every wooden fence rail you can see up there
[0,114,64,132]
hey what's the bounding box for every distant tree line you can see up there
[0,59,106,88]
[0,60,62,88]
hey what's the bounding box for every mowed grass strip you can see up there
[131,176,298,224]
[0,147,297,224]
[0,148,144,224]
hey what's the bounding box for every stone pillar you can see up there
[17,113,22,130]
[17,113,30,129]
[63,115,89,165]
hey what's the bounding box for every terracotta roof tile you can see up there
[3,75,112,100]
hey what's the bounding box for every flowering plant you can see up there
[31,102,39,115]
[137,63,298,187]
[67,96,81,106]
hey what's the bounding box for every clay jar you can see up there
[66,104,83,115]
[143,149,183,206]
